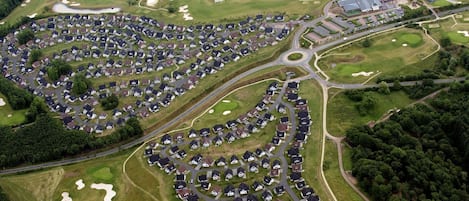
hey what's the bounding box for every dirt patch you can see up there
[64,170,80,178]
[334,55,365,63]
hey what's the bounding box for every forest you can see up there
[0,0,22,20]
[0,77,33,110]
[346,81,469,201]
[0,114,143,168]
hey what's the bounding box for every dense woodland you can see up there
[0,77,33,110]
[0,0,22,20]
[346,81,469,201]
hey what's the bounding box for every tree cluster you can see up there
[0,16,31,38]
[46,59,72,81]
[0,115,143,168]
[29,49,42,64]
[434,43,469,76]
[16,29,34,45]
[0,0,22,20]
[346,83,469,201]
[71,74,92,95]
[344,90,377,116]
[100,94,119,110]
[0,77,33,110]
[0,186,8,201]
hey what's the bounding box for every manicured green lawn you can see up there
[90,167,114,181]
[323,141,363,201]
[212,100,239,114]
[0,93,27,126]
[432,0,452,7]
[318,28,437,83]
[447,31,469,44]
[327,90,413,136]
[425,18,469,46]
[288,53,303,61]
[298,80,335,201]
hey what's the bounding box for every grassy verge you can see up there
[323,140,363,201]
[0,93,27,126]
[297,79,332,201]
[327,90,413,136]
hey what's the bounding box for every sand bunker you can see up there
[428,24,440,28]
[178,5,193,21]
[208,109,214,114]
[391,39,396,42]
[402,43,408,47]
[70,3,81,6]
[91,183,116,201]
[222,111,231,115]
[62,0,70,3]
[0,98,6,106]
[28,13,37,18]
[352,71,374,77]
[0,22,4,25]
[146,0,158,7]
[75,179,85,190]
[61,192,72,201]
[21,0,31,7]
[52,3,121,14]
[222,100,231,103]
[457,31,469,37]
[7,114,12,118]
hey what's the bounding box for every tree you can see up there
[71,74,92,95]
[29,49,42,64]
[26,97,48,122]
[16,29,34,45]
[362,38,372,48]
[392,79,402,91]
[440,36,451,48]
[47,60,72,81]
[100,94,119,110]
[461,50,469,70]
[356,94,376,116]
[378,81,390,95]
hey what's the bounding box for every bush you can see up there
[29,49,42,64]
[72,74,92,95]
[100,94,119,110]
[17,29,34,45]
[362,38,372,48]
[47,59,71,81]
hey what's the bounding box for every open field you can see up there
[0,93,27,126]
[425,16,469,46]
[298,79,334,201]
[0,148,174,201]
[317,28,438,83]
[327,90,413,136]
[323,140,364,201]
[191,81,271,130]
[1,0,328,25]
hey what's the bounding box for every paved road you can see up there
[1,5,469,180]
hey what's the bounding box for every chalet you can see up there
[272,137,281,146]
[165,163,176,174]
[230,155,239,165]
[225,169,233,180]
[252,181,264,192]
[174,181,187,190]
[237,167,246,178]
[147,154,160,166]
[225,132,236,143]
[224,185,235,197]
[176,189,191,200]
[292,163,303,173]
[288,147,300,157]
[249,162,259,173]
[301,187,315,199]
[274,185,285,195]
[243,151,255,162]
[200,128,211,137]
[169,146,179,155]
[189,140,199,150]
[290,172,302,182]
[239,183,249,195]
[157,157,170,168]
[202,137,211,148]
[272,159,281,170]
[198,174,208,183]
[263,176,273,185]
[212,170,221,181]
[212,124,224,133]
[177,150,187,159]
[262,191,273,201]
[188,129,197,138]
[190,154,203,165]
[211,186,222,197]
[213,136,223,146]
[201,182,211,190]
[202,157,214,168]
[161,134,172,145]
[216,157,226,167]
[296,180,307,190]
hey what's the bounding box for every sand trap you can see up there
[61,192,72,201]
[208,109,214,114]
[7,114,12,118]
[28,13,37,18]
[70,3,81,6]
[75,179,85,190]
[179,5,193,21]
[21,3,26,6]
[91,183,116,201]
[457,31,469,37]
[0,98,6,106]
[391,39,396,42]
[447,0,462,4]
[52,3,121,14]
[352,71,374,77]
[62,0,70,3]
[428,24,440,28]
[146,0,158,7]
[402,43,408,47]
[0,22,4,25]
[21,0,30,6]
[222,100,231,103]
[222,111,231,115]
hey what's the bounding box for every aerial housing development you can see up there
[0,0,469,201]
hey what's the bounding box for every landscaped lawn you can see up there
[323,140,363,201]
[318,28,438,83]
[288,53,303,61]
[327,90,413,136]
[0,148,177,201]
[0,93,27,126]
[425,17,469,46]
[432,0,452,7]
[447,31,469,43]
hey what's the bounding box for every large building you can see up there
[338,0,382,13]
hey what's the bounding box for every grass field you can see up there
[191,81,271,130]
[0,148,176,201]
[288,53,303,61]
[432,0,452,7]
[327,90,413,136]
[1,0,328,25]
[297,79,334,201]
[425,17,469,46]
[318,28,438,83]
[0,93,27,126]
[323,140,363,201]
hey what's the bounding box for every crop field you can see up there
[327,90,413,136]
[0,93,27,126]
[317,28,438,84]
